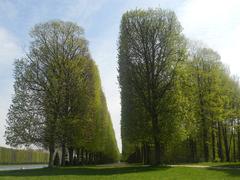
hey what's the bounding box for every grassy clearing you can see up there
[0,164,239,180]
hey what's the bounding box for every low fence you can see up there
[0,147,49,164]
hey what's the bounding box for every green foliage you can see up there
[119,8,240,164]
[118,8,187,164]
[5,20,119,166]
[0,147,48,164]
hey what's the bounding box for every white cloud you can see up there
[177,0,240,75]
[220,25,240,75]
[178,0,240,42]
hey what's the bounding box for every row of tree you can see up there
[118,8,240,164]
[5,21,119,167]
[0,147,48,164]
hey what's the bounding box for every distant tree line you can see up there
[118,8,240,164]
[0,147,48,164]
[5,21,119,167]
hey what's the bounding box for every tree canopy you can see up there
[118,9,240,164]
[5,20,119,167]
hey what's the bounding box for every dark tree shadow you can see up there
[207,167,240,178]
[205,162,240,177]
[0,165,170,177]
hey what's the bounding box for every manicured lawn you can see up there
[0,164,239,179]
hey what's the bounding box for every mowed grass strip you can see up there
[0,165,239,180]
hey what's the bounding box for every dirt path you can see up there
[169,164,240,170]
[98,163,240,170]
[97,162,135,167]
[0,164,48,171]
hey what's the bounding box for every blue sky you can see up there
[0,0,240,151]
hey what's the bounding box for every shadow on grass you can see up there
[0,165,170,177]
[176,162,240,177]
[208,162,240,177]
[207,167,240,178]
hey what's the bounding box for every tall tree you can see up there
[5,20,119,167]
[118,8,186,164]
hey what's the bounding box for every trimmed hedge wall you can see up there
[0,147,49,164]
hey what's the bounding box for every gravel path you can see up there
[0,164,48,171]
[169,164,240,170]
[98,163,240,170]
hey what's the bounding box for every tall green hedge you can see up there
[0,147,49,164]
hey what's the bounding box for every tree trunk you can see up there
[81,148,84,164]
[154,137,160,164]
[48,144,55,167]
[76,148,80,164]
[142,143,149,164]
[197,73,208,161]
[200,96,209,161]
[141,144,144,164]
[222,125,230,162]
[99,152,102,164]
[203,122,209,161]
[69,147,74,165]
[233,131,236,161]
[61,143,66,166]
[86,151,89,164]
[89,152,92,164]
[217,121,223,161]
[211,121,216,161]
[95,152,99,164]
[151,113,161,165]
[189,138,197,162]
[237,122,240,160]
[93,153,96,164]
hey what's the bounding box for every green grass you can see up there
[0,164,239,180]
